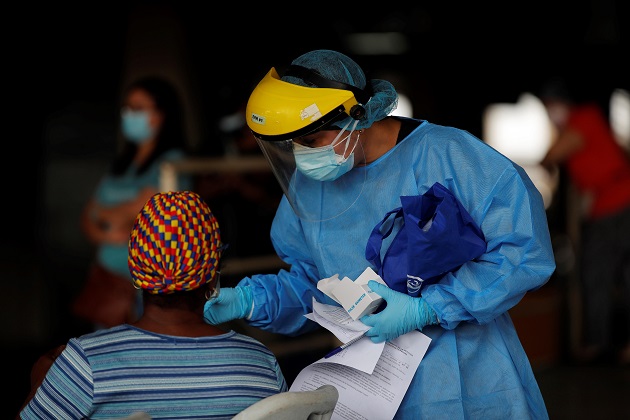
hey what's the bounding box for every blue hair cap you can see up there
[282,49,398,130]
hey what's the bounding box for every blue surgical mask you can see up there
[293,122,360,182]
[121,109,155,144]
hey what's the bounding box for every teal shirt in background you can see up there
[94,149,193,278]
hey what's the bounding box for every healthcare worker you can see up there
[204,49,556,419]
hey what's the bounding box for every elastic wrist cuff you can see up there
[246,302,255,320]
[239,286,255,320]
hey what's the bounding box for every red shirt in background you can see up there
[565,103,630,219]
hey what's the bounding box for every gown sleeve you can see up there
[421,163,556,329]
[238,196,337,336]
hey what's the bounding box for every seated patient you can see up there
[19,191,287,419]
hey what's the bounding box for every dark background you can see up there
[6,1,630,417]
[14,1,630,247]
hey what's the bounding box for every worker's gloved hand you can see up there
[360,280,439,343]
[204,286,253,325]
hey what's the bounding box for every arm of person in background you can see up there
[81,187,158,245]
[15,344,66,417]
[540,127,584,172]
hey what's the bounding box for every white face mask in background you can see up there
[121,108,156,144]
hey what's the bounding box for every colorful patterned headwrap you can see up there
[128,191,222,295]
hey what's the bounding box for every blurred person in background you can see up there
[18,191,287,419]
[72,76,193,330]
[203,49,556,419]
[539,78,630,365]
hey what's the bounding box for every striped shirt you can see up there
[20,325,287,419]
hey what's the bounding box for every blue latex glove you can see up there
[360,280,439,343]
[204,286,253,325]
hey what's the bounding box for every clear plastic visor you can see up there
[256,122,366,222]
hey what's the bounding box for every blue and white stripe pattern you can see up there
[20,325,287,419]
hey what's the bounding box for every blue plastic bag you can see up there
[365,182,486,296]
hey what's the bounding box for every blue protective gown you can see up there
[240,118,556,419]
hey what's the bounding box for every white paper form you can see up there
[308,298,370,341]
[289,330,431,420]
[305,299,385,374]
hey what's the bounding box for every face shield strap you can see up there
[284,65,373,106]
[331,119,359,157]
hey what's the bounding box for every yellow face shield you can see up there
[246,68,360,141]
